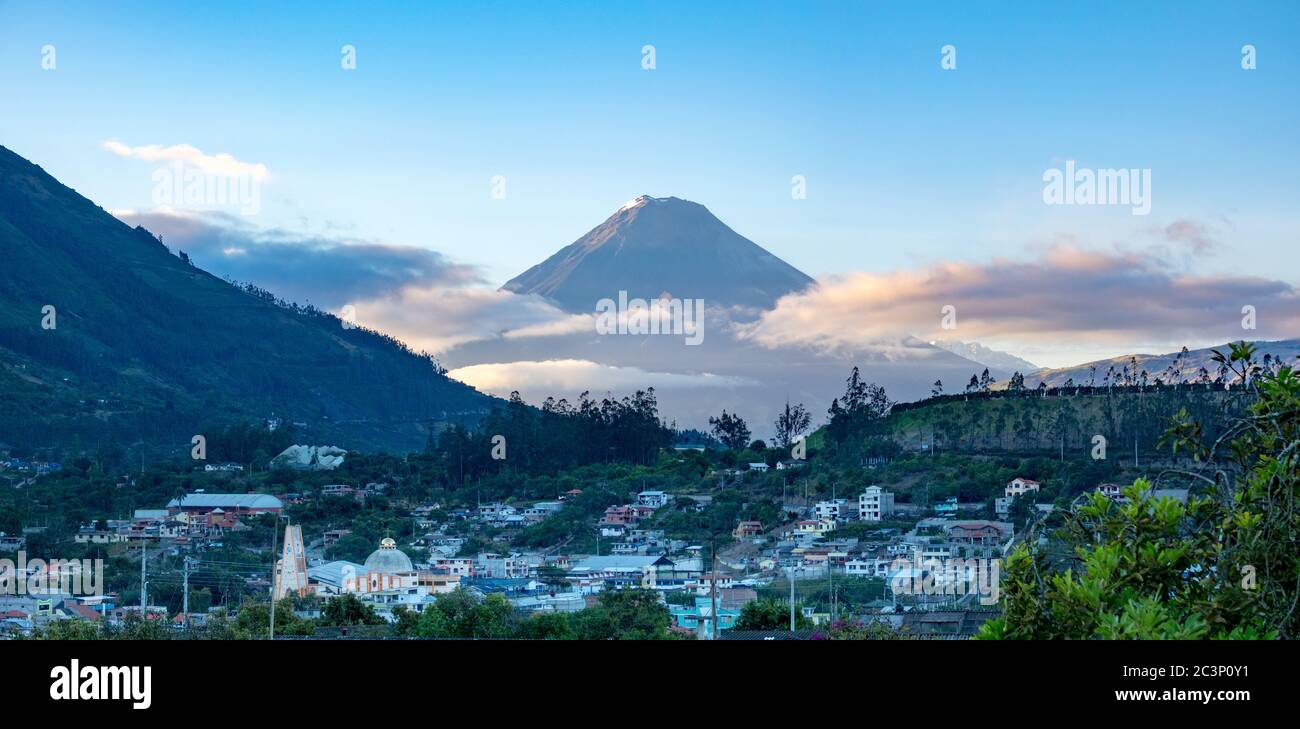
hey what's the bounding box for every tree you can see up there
[320,594,384,627]
[1007,371,1025,392]
[773,402,811,448]
[826,367,891,449]
[572,589,672,640]
[735,597,810,630]
[518,611,576,640]
[416,588,520,638]
[709,410,751,451]
[931,380,943,398]
[979,343,1298,640]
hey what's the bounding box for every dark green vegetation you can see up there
[0,145,491,453]
[26,588,678,641]
[982,343,1300,639]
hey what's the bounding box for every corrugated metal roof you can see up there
[571,555,670,571]
[166,493,284,509]
[308,560,365,587]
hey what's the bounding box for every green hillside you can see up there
[0,145,493,452]
[803,385,1251,463]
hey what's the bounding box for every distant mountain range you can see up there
[1025,339,1300,388]
[0,145,492,452]
[929,340,1039,375]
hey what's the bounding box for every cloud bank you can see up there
[737,243,1300,360]
[448,359,756,396]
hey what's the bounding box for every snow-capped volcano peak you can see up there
[617,194,657,212]
[501,194,814,313]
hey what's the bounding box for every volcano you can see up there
[501,195,814,314]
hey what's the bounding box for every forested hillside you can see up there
[0,146,492,452]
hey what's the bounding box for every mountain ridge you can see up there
[0,145,492,452]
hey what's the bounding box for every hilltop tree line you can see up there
[428,389,673,484]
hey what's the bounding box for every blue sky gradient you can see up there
[1,0,1296,296]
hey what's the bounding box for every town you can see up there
[1,433,1187,640]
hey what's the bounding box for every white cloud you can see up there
[102,140,270,181]
[447,359,756,395]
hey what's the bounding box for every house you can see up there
[846,557,895,578]
[430,557,473,577]
[637,490,672,509]
[747,462,770,472]
[814,499,847,522]
[733,521,764,540]
[474,553,531,579]
[859,485,895,522]
[793,519,835,539]
[996,478,1042,518]
[669,595,744,637]
[1097,483,1124,499]
[690,572,737,595]
[599,506,636,526]
[1005,477,1041,498]
[775,460,806,470]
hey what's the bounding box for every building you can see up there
[859,486,895,522]
[166,492,283,516]
[1005,478,1041,498]
[637,490,672,508]
[273,524,310,600]
[934,497,959,517]
[747,462,770,472]
[996,477,1042,517]
[568,555,676,591]
[734,521,764,540]
[814,499,848,522]
[1096,483,1123,499]
[475,553,531,579]
[431,557,473,578]
[670,595,743,638]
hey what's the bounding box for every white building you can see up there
[997,478,1042,517]
[1005,477,1040,498]
[859,486,895,522]
[637,490,672,508]
[815,499,848,522]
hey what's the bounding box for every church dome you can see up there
[363,537,413,574]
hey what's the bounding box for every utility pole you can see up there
[789,564,797,631]
[182,557,191,630]
[269,516,279,641]
[709,539,719,640]
[139,537,147,614]
[827,555,835,625]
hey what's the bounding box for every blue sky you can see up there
[1,1,1298,368]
